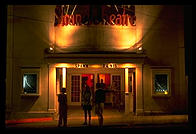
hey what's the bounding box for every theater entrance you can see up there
[55,64,136,115]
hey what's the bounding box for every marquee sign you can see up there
[54,5,136,26]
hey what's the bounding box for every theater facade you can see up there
[6,5,187,119]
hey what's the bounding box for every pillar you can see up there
[48,64,56,113]
[62,67,66,88]
[125,68,130,114]
[135,64,144,115]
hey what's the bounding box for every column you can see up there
[129,71,134,113]
[125,68,130,114]
[62,67,66,88]
[48,64,56,113]
[135,64,144,115]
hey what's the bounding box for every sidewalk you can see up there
[5,107,189,129]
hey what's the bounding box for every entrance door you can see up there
[82,74,94,99]
[71,75,81,105]
[97,73,111,104]
[70,74,94,105]
[132,71,136,113]
[128,69,136,113]
[112,75,123,110]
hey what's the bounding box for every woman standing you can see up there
[81,81,92,126]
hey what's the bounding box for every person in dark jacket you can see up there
[95,83,105,127]
[58,88,67,127]
[81,81,92,126]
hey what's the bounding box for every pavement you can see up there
[4,106,192,132]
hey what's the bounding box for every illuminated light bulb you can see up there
[49,47,53,51]
[164,91,168,95]
[138,47,142,51]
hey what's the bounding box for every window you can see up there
[21,68,40,96]
[151,68,171,97]
[71,75,80,102]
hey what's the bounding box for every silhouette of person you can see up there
[100,79,106,89]
[95,83,105,127]
[58,88,67,127]
[81,81,92,126]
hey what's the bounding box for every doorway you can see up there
[56,67,129,112]
[128,68,136,114]
[81,74,95,101]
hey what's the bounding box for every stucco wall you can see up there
[141,6,186,114]
[6,5,53,114]
[6,5,186,116]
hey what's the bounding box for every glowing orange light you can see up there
[55,25,79,48]
[111,25,136,50]
[121,63,136,68]
[91,64,102,68]
[99,74,105,83]
[62,68,66,88]
[125,68,129,93]
[55,63,74,68]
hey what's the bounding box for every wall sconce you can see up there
[138,47,142,51]
[45,46,55,54]
[136,46,144,54]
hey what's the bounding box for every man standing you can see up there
[95,83,105,127]
[58,88,67,127]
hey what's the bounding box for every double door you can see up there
[56,68,124,107]
[70,74,122,107]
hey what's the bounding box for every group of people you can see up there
[81,80,106,127]
[58,79,108,127]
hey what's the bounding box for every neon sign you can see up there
[55,5,136,26]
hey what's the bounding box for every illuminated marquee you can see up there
[55,5,136,26]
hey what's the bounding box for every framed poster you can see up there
[151,68,171,97]
[21,68,40,96]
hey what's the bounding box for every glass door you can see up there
[82,74,94,100]
[71,75,81,104]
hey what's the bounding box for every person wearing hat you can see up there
[58,88,67,127]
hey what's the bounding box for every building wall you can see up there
[6,5,54,117]
[6,5,186,118]
[141,6,187,114]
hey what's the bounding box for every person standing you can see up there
[81,81,92,126]
[58,88,67,127]
[95,83,105,127]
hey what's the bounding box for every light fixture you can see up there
[136,46,144,54]
[138,47,142,51]
[45,45,55,53]
[49,46,54,51]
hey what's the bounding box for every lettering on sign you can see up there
[75,64,88,68]
[54,5,136,26]
[103,63,117,68]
